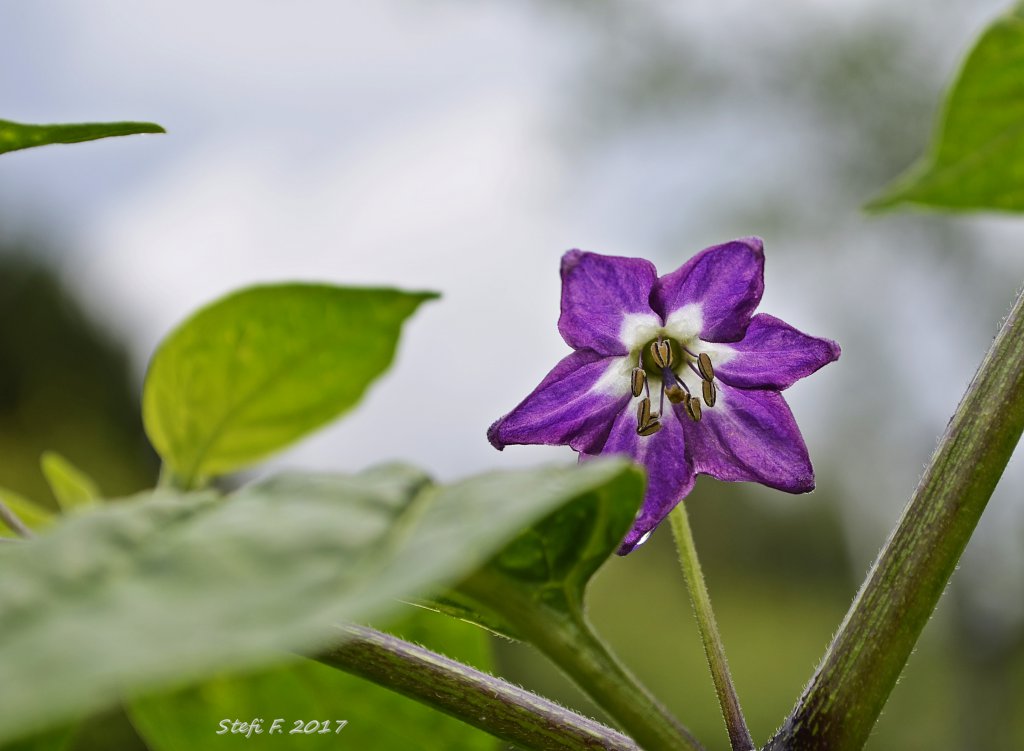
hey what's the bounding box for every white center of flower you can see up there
[597,303,741,438]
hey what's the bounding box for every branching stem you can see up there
[317,624,641,751]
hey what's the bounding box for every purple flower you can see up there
[488,238,840,554]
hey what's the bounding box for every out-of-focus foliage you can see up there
[143,284,437,486]
[40,451,101,511]
[871,5,1024,211]
[0,119,164,156]
[0,252,157,507]
[0,458,639,746]
[0,253,158,750]
[129,608,498,751]
[0,487,53,535]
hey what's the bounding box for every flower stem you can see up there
[317,623,641,751]
[669,502,755,751]
[767,282,1024,750]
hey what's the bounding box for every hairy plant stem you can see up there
[317,624,640,751]
[0,498,35,539]
[460,582,706,751]
[768,283,1024,750]
[670,503,754,751]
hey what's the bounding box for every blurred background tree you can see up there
[0,246,156,751]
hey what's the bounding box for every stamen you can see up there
[637,420,663,437]
[683,393,702,422]
[697,352,714,382]
[637,397,653,428]
[702,379,717,408]
[630,367,646,398]
[650,340,673,369]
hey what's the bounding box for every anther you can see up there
[630,367,647,398]
[665,383,687,404]
[637,420,663,437]
[702,379,717,408]
[637,397,653,428]
[683,393,702,422]
[650,340,673,369]
[697,352,715,382]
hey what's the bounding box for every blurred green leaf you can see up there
[142,284,437,487]
[0,724,75,751]
[0,459,634,744]
[0,488,53,536]
[40,452,101,512]
[441,464,644,640]
[0,119,164,155]
[869,6,1024,211]
[129,609,497,751]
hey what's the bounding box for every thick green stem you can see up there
[486,588,705,751]
[316,624,640,751]
[670,503,754,751]
[768,283,1024,750]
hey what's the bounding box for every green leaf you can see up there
[869,7,1024,211]
[0,724,75,751]
[0,488,54,536]
[128,609,497,751]
[0,460,635,744]
[40,452,101,512]
[142,284,437,487]
[441,463,644,640]
[0,119,164,155]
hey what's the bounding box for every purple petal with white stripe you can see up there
[582,406,696,554]
[651,237,764,342]
[685,384,814,493]
[488,350,629,454]
[558,250,659,355]
[714,314,841,390]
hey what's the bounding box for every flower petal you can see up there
[558,250,660,355]
[713,314,841,390]
[652,237,764,342]
[684,383,814,493]
[488,350,631,454]
[582,406,695,555]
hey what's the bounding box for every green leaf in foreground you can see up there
[142,284,437,487]
[129,609,497,751]
[40,452,101,511]
[437,467,644,640]
[869,7,1024,211]
[0,459,634,744]
[0,119,164,155]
